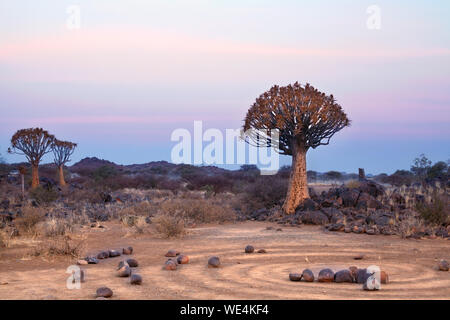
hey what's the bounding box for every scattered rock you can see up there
[96,287,113,298]
[109,250,121,258]
[301,269,315,282]
[208,256,221,268]
[165,249,180,257]
[163,259,177,271]
[318,268,335,282]
[244,245,255,253]
[334,269,353,283]
[380,271,389,284]
[257,249,267,254]
[438,259,449,271]
[354,254,365,260]
[356,268,369,284]
[300,211,329,225]
[123,247,133,255]
[86,256,99,264]
[276,228,282,232]
[117,265,131,277]
[177,255,189,264]
[126,259,139,268]
[289,273,302,281]
[77,259,88,265]
[130,274,142,285]
[97,251,109,259]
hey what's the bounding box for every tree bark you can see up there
[21,174,25,198]
[58,165,66,186]
[31,164,39,189]
[282,146,309,214]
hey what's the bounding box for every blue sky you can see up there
[0,0,449,173]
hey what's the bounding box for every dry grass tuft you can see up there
[151,213,185,238]
[14,206,46,236]
[31,235,86,258]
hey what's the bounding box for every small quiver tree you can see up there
[52,140,77,187]
[8,128,55,189]
[243,82,350,214]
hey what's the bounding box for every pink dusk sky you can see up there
[0,0,449,173]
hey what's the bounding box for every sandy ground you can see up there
[0,221,449,300]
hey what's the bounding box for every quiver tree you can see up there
[243,82,350,214]
[52,140,77,186]
[8,128,55,189]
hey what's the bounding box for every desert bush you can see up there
[151,213,185,238]
[39,218,74,237]
[29,186,59,204]
[31,235,85,257]
[345,180,361,189]
[15,206,46,236]
[396,214,425,239]
[416,194,449,225]
[241,175,288,211]
[157,197,236,224]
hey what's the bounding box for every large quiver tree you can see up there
[52,140,77,186]
[8,128,55,189]
[243,82,350,214]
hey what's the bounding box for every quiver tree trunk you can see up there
[31,164,39,189]
[58,165,66,186]
[282,145,309,214]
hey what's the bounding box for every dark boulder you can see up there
[301,269,314,282]
[289,273,302,281]
[208,256,221,268]
[321,207,344,224]
[318,268,335,282]
[299,211,329,225]
[340,189,360,207]
[334,270,353,283]
[130,274,142,285]
[96,287,113,298]
[297,198,319,211]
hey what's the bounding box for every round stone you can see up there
[86,256,99,264]
[318,268,335,282]
[130,274,142,285]
[97,251,109,259]
[334,270,353,283]
[96,287,113,298]
[123,247,133,255]
[380,271,389,284]
[289,273,302,281]
[244,245,255,253]
[177,255,189,264]
[208,256,221,268]
[163,259,177,270]
[165,249,180,257]
[109,250,121,258]
[126,259,139,268]
[438,259,449,271]
[356,268,369,284]
[301,269,315,282]
[117,265,131,277]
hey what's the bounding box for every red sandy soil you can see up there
[0,221,449,300]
